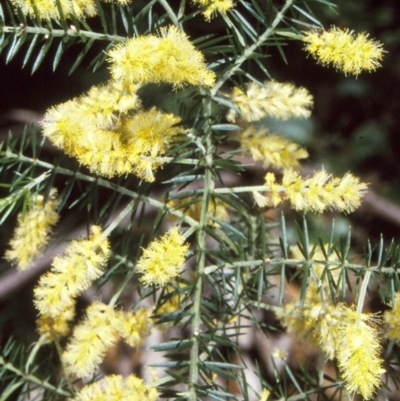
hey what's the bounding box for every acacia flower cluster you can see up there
[192,0,235,20]
[71,374,158,401]
[277,277,384,400]
[227,81,313,123]
[303,27,385,76]
[336,306,385,399]
[33,225,110,318]
[5,188,60,270]
[42,85,181,181]
[277,248,343,359]
[9,0,133,20]
[108,25,216,89]
[240,126,308,169]
[63,302,152,378]
[137,227,190,287]
[254,169,368,213]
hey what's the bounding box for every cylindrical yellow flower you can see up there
[227,81,313,123]
[274,168,368,213]
[5,188,60,270]
[303,27,385,76]
[108,25,216,89]
[137,227,190,287]
[33,225,110,318]
[71,374,158,401]
[63,302,121,378]
[240,126,309,169]
[9,0,97,20]
[336,306,385,400]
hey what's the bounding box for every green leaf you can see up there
[31,36,53,73]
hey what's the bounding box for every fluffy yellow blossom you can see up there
[5,188,60,270]
[33,225,110,318]
[108,25,216,89]
[10,0,97,20]
[137,227,190,287]
[36,305,75,343]
[253,173,282,208]
[71,374,158,401]
[115,308,153,347]
[262,168,367,213]
[240,126,308,169]
[63,303,152,378]
[303,27,385,76]
[336,306,384,399]
[63,302,121,378]
[383,292,400,342]
[43,84,180,181]
[193,0,235,20]
[227,81,313,123]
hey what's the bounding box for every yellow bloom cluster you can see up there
[276,249,343,359]
[63,302,152,378]
[71,374,158,401]
[10,0,97,20]
[10,0,133,20]
[137,227,190,287]
[5,188,60,271]
[383,292,400,342]
[277,252,384,400]
[33,225,110,318]
[278,301,384,399]
[193,0,235,20]
[303,27,385,76]
[227,81,313,123]
[240,126,308,169]
[42,82,181,181]
[108,26,216,89]
[254,169,367,213]
[336,307,385,400]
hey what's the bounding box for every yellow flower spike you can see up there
[43,83,180,180]
[137,227,190,287]
[63,302,121,378]
[108,25,216,89]
[280,169,367,213]
[240,126,309,169]
[5,188,60,271]
[336,306,385,399]
[33,225,110,318]
[303,26,385,77]
[71,374,158,401]
[227,80,313,123]
[10,0,97,20]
